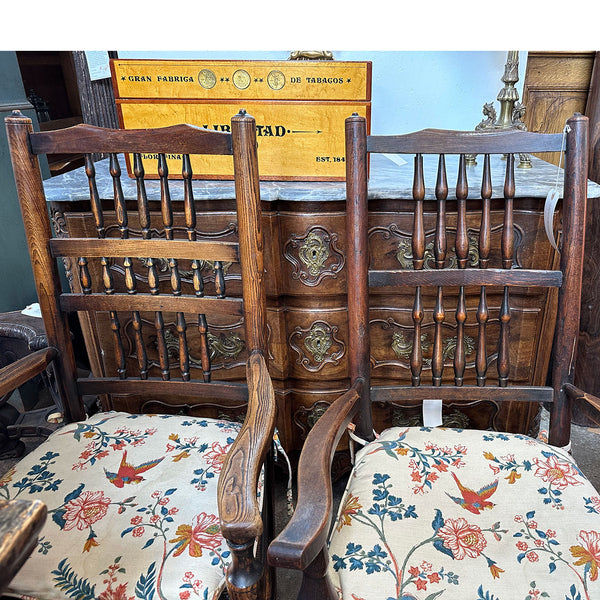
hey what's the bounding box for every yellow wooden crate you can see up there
[111,59,371,180]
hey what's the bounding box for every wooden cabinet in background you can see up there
[522,51,595,166]
[44,153,600,454]
[16,51,119,175]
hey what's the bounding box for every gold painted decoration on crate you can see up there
[111,59,372,180]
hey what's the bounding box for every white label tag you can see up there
[423,399,443,427]
[544,189,561,252]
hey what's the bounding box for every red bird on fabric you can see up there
[104,450,164,488]
[446,471,499,514]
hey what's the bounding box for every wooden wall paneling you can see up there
[522,51,595,166]
[585,51,600,184]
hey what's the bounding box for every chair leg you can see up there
[297,548,337,600]
[225,539,264,600]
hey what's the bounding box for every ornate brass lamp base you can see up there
[466,52,532,169]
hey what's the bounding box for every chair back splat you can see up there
[4,110,276,600]
[268,114,598,600]
[346,113,588,447]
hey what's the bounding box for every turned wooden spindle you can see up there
[432,154,448,385]
[155,310,170,381]
[454,154,469,385]
[410,154,425,386]
[85,154,105,238]
[498,154,515,386]
[134,153,151,240]
[476,154,492,386]
[434,154,448,268]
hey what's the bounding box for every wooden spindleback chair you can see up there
[1,110,276,600]
[268,113,600,599]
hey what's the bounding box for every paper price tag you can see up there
[423,399,443,427]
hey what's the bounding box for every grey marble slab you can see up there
[43,153,600,204]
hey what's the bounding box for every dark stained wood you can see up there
[434,154,448,267]
[4,109,274,600]
[367,128,564,154]
[267,385,360,571]
[585,52,600,184]
[219,354,276,543]
[0,347,56,397]
[344,114,372,440]
[50,237,240,262]
[77,376,250,400]
[0,499,47,593]
[549,114,589,446]
[29,122,233,155]
[369,267,563,288]
[59,292,243,315]
[218,110,275,600]
[5,111,84,422]
[564,383,600,427]
[268,113,591,598]
[369,384,553,405]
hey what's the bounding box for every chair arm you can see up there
[0,498,47,592]
[0,347,57,398]
[267,384,360,571]
[218,351,277,545]
[563,383,600,427]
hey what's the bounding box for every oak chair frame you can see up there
[3,109,276,600]
[267,113,600,598]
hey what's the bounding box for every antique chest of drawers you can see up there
[44,152,600,453]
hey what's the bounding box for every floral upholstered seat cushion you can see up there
[0,411,255,600]
[328,427,600,600]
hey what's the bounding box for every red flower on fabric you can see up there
[571,530,600,581]
[437,518,487,560]
[204,441,231,473]
[63,490,111,531]
[170,512,222,557]
[415,578,428,590]
[98,582,134,600]
[533,454,581,489]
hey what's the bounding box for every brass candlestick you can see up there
[467,51,531,169]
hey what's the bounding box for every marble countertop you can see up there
[44,153,600,203]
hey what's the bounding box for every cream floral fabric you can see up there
[328,427,600,600]
[0,411,256,600]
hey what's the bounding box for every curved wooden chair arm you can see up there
[267,384,360,571]
[0,498,47,592]
[563,383,600,427]
[0,347,57,398]
[218,352,277,545]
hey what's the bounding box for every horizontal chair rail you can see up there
[50,238,240,262]
[29,123,233,155]
[367,128,564,154]
[77,377,249,402]
[371,385,554,405]
[369,268,563,288]
[60,293,243,315]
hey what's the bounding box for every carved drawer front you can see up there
[286,310,348,379]
[367,208,553,273]
[280,214,346,294]
[94,311,248,381]
[289,386,350,450]
[369,295,550,386]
